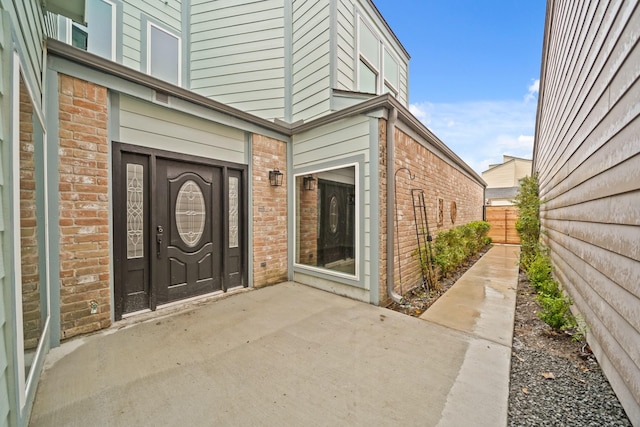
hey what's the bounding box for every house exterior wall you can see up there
[58,75,111,340]
[292,114,373,302]
[291,0,331,122]
[380,121,485,304]
[118,95,247,164]
[252,135,288,286]
[0,9,12,426]
[482,158,532,188]
[190,0,286,120]
[534,0,640,421]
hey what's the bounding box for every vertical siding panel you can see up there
[190,0,285,120]
[534,0,640,420]
[0,7,11,426]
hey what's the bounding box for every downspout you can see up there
[386,107,402,303]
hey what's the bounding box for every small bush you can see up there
[536,293,575,331]
[526,251,553,289]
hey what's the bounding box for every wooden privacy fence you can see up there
[486,206,521,244]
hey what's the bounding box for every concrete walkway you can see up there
[29,245,520,427]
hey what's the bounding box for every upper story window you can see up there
[147,23,181,86]
[357,17,400,97]
[71,0,116,60]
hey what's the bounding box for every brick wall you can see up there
[379,120,485,305]
[58,75,111,339]
[296,174,318,265]
[252,134,288,286]
[19,78,41,350]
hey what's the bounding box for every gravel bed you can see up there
[508,275,632,426]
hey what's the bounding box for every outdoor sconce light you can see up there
[269,169,284,187]
[303,176,316,191]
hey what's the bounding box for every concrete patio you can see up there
[29,245,520,426]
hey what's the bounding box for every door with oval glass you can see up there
[113,144,246,319]
[154,159,222,305]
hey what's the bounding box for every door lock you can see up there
[156,225,164,258]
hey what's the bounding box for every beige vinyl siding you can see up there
[534,0,640,420]
[121,0,182,71]
[190,0,285,121]
[119,96,246,164]
[336,0,355,91]
[293,116,373,297]
[292,0,331,122]
[0,8,11,425]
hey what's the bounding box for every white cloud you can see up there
[524,79,539,102]
[408,97,536,174]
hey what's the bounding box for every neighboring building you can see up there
[1,1,485,424]
[482,155,532,206]
[534,0,640,422]
[482,155,531,244]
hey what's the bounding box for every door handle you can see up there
[156,233,163,258]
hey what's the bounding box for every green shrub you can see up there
[526,251,553,289]
[425,221,492,280]
[514,174,540,271]
[536,293,575,331]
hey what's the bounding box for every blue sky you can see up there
[372,1,547,174]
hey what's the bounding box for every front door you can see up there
[155,158,222,305]
[113,143,246,319]
[318,179,354,267]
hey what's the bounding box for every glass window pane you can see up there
[384,49,399,89]
[359,60,377,94]
[86,0,114,59]
[359,20,379,64]
[229,177,239,248]
[150,25,180,85]
[72,25,88,50]
[175,180,206,247]
[295,166,356,276]
[126,163,144,259]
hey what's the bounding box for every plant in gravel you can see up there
[513,174,540,271]
[536,292,575,332]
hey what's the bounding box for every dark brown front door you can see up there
[155,159,222,304]
[318,179,355,267]
[113,143,247,320]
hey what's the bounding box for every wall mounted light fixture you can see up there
[303,176,316,191]
[269,169,283,186]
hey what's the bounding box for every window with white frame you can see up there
[71,0,116,60]
[147,23,181,86]
[357,16,401,97]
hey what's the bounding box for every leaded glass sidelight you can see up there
[329,195,339,233]
[127,163,144,259]
[229,177,239,248]
[176,180,206,247]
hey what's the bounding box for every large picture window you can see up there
[295,165,357,276]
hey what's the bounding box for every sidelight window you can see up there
[126,163,144,258]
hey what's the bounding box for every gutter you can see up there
[386,107,402,303]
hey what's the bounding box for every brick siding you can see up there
[252,134,288,286]
[19,78,41,350]
[58,75,111,339]
[379,120,485,305]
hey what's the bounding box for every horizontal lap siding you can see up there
[336,0,355,91]
[119,96,246,164]
[190,0,285,121]
[534,0,640,420]
[10,0,44,100]
[292,0,331,121]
